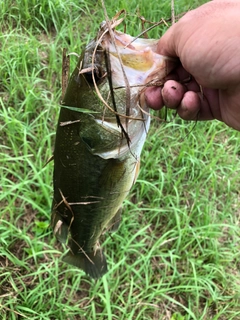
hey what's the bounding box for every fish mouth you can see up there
[78,14,177,159]
[99,19,177,87]
[81,16,177,98]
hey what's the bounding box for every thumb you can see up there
[157,24,179,58]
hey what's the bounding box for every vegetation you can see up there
[1,0,240,319]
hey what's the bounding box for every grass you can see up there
[1,0,240,319]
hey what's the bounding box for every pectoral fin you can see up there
[107,207,122,232]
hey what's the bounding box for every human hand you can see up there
[145,0,240,131]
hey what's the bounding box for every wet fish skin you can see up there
[51,62,141,278]
[51,22,175,278]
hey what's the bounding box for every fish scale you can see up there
[51,18,175,278]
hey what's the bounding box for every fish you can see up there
[51,13,176,279]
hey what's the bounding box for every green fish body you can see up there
[51,20,175,278]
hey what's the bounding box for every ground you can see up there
[0,0,240,319]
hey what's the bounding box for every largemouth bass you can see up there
[51,15,175,278]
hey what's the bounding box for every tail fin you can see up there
[62,249,108,279]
